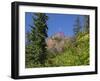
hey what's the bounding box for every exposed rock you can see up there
[46,32,71,53]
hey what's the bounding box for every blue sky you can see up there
[25,12,84,37]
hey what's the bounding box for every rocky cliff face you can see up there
[46,32,71,53]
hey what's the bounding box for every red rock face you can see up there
[52,32,65,39]
[46,32,69,53]
[46,38,56,49]
[59,32,65,37]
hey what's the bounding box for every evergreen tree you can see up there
[26,13,48,67]
[73,16,81,36]
[83,15,89,33]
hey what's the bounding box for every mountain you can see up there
[46,32,71,53]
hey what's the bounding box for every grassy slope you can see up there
[45,33,89,67]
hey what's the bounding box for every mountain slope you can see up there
[45,33,89,67]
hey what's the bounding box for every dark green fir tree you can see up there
[73,16,82,36]
[83,15,89,33]
[25,13,48,67]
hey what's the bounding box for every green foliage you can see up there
[45,33,89,67]
[25,14,90,68]
[26,31,89,67]
[25,13,48,68]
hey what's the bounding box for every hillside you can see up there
[45,33,89,67]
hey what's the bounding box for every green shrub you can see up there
[45,33,89,67]
[26,33,89,67]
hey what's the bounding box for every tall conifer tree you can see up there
[83,15,89,33]
[31,13,48,65]
[73,16,81,36]
[26,13,48,67]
